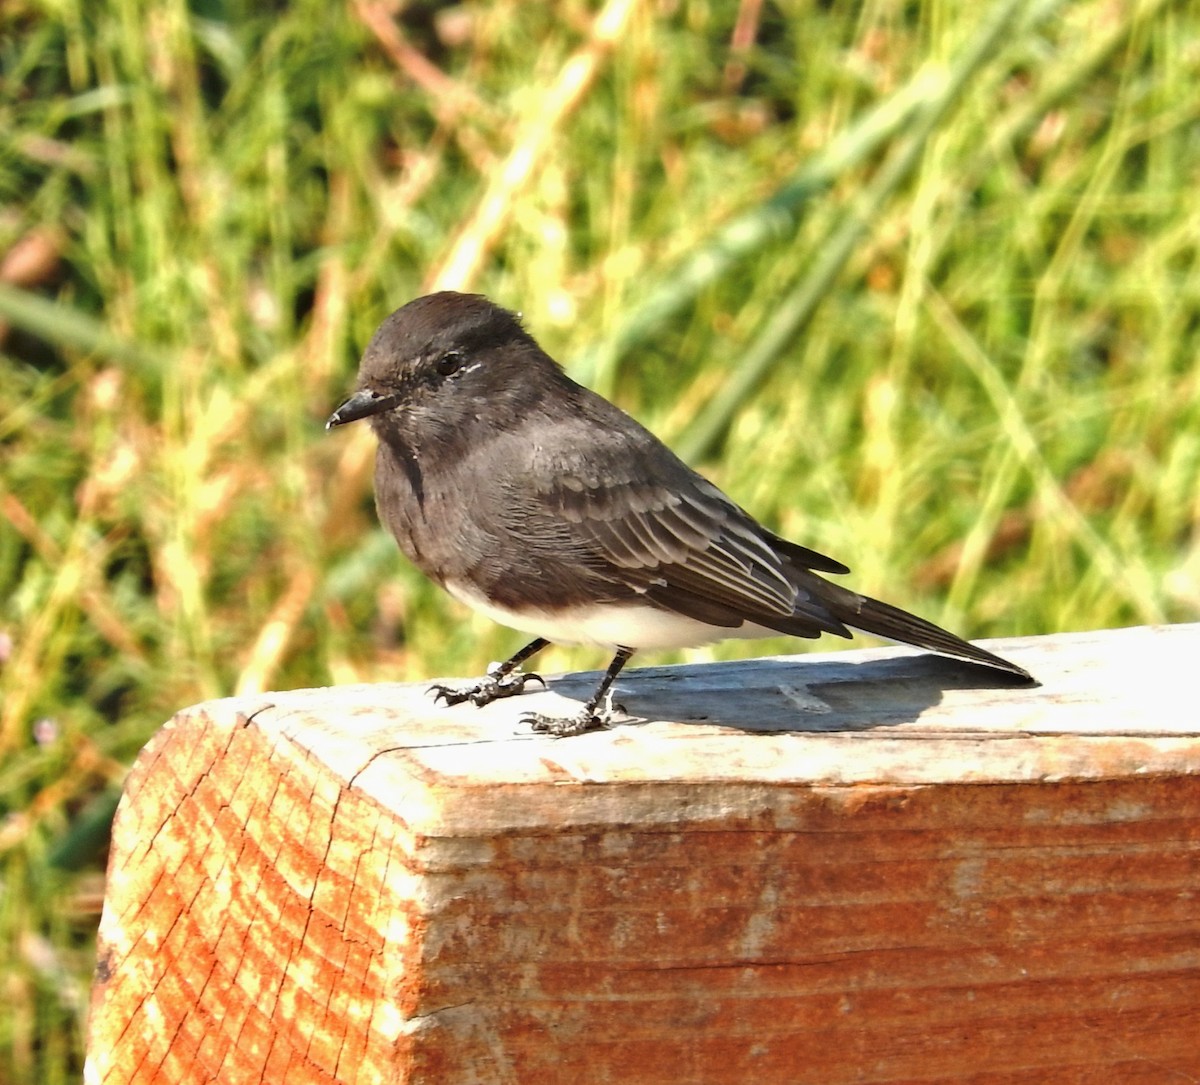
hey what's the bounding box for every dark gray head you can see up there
[326,292,564,437]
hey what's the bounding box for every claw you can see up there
[502,671,546,694]
[428,683,471,707]
[427,668,544,710]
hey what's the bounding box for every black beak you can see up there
[326,389,403,430]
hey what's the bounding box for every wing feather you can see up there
[538,468,831,627]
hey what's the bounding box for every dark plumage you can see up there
[328,291,1033,735]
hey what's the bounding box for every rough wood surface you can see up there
[86,624,1200,1084]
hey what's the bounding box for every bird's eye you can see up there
[436,350,465,377]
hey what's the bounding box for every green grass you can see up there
[2,0,1199,1077]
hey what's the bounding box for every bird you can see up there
[327,291,1033,736]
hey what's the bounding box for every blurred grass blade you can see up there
[925,284,1165,624]
[573,64,942,388]
[0,283,172,372]
[678,0,1052,464]
[47,789,122,872]
[429,0,641,292]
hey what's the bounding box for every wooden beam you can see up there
[85,624,1200,1083]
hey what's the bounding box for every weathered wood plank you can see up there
[86,624,1200,1084]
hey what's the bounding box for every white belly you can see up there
[443,580,771,650]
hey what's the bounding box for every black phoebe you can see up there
[328,292,1033,736]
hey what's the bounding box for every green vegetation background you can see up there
[2,0,1198,1077]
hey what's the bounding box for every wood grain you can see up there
[85,624,1200,1083]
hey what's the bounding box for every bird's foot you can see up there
[521,696,626,738]
[429,667,545,709]
[521,707,611,738]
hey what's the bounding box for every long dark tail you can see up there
[813,578,1034,682]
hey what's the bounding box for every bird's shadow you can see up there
[539,653,1037,734]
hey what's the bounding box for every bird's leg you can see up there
[429,637,549,708]
[523,647,635,738]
